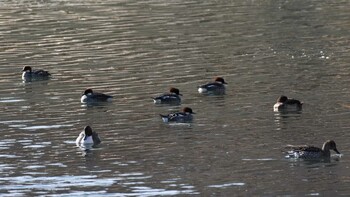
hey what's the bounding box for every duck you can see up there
[160,107,195,123]
[285,140,340,159]
[21,66,51,81]
[273,95,303,112]
[81,88,113,103]
[153,87,182,105]
[198,77,227,95]
[76,126,101,147]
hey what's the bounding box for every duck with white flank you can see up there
[198,77,227,95]
[285,140,340,159]
[22,66,51,81]
[81,89,113,103]
[273,95,303,112]
[76,126,101,147]
[160,107,195,123]
[153,87,182,105]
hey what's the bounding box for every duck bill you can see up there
[334,148,340,154]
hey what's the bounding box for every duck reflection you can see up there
[274,110,302,130]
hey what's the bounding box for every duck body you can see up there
[81,89,113,103]
[153,88,182,105]
[76,126,101,147]
[22,66,51,81]
[274,95,303,112]
[198,77,227,95]
[285,140,340,159]
[160,107,195,123]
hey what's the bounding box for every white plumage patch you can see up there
[81,95,88,103]
[198,88,207,93]
[162,117,169,123]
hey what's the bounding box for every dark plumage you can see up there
[153,87,182,105]
[285,140,340,159]
[81,89,113,103]
[274,95,303,112]
[21,66,51,81]
[160,107,195,123]
[198,77,227,95]
[76,126,101,147]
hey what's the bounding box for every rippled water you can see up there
[1,0,350,196]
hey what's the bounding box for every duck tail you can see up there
[159,114,169,123]
[153,97,162,104]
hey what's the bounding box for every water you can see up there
[1,0,350,196]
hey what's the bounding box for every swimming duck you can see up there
[160,107,195,123]
[198,77,227,95]
[153,87,182,105]
[285,140,340,159]
[76,126,101,147]
[273,95,303,112]
[22,66,51,81]
[81,89,113,103]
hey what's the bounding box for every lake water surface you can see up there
[1,0,350,196]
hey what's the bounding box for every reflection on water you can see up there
[1,0,350,196]
[273,111,303,131]
[0,175,116,191]
[208,182,245,188]
[0,98,25,103]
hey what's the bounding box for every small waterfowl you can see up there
[160,107,195,123]
[198,77,227,95]
[76,126,101,147]
[153,87,182,105]
[273,95,303,112]
[285,140,340,159]
[22,66,51,81]
[81,88,113,103]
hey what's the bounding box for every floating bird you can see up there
[76,126,101,147]
[153,87,182,105]
[285,140,340,159]
[273,95,303,112]
[160,107,195,123]
[198,77,227,95]
[81,89,113,103]
[22,66,51,81]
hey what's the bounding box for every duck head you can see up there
[22,66,32,72]
[277,95,288,103]
[84,126,93,140]
[83,89,94,96]
[183,107,195,114]
[323,140,340,154]
[169,87,182,96]
[214,77,227,84]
